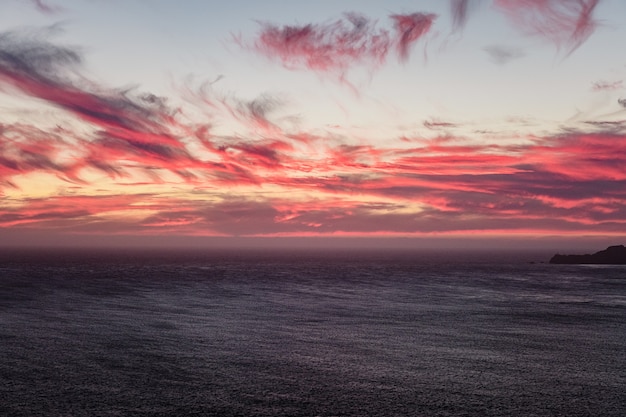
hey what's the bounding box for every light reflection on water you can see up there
[0,249,625,416]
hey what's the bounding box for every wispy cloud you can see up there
[483,45,525,64]
[240,11,436,82]
[240,0,602,85]
[494,0,601,55]
[591,80,623,91]
[390,13,437,62]
[29,0,62,15]
[450,0,481,31]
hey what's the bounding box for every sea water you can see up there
[1,249,624,416]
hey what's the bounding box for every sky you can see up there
[1,0,625,250]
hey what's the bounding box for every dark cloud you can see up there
[584,120,626,134]
[450,0,481,31]
[424,120,458,129]
[0,29,204,182]
[483,45,525,64]
[232,93,283,134]
[0,28,80,85]
[0,29,178,136]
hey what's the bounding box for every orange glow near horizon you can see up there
[1,0,625,246]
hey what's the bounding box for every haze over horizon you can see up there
[1,0,626,250]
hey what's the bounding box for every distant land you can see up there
[550,245,626,264]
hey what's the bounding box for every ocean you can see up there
[1,248,624,416]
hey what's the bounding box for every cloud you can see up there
[0,194,146,228]
[244,13,391,73]
[3,77,626,236]
[239,1,604,85]
[0,123,84,184]
[4,160,626,235]
[494,0,601,55]
[592,80,623,91]
[0,30,315,190]
[450,0,481,31]
[241,11,435,79]
[239,1,601,87]
[0,29,212,183]
[29,0,62,14]
[2,22,625,238]
[0,28,80,86]
[424,119,458,130]
[389,13,437,62]
[483,45,525,64]
[0,29,181,142]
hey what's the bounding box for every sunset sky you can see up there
[1,0,625,249]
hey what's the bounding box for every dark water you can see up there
[1,249,624,416]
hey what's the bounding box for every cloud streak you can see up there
[450,0,480,31]
[494,0,601,55]
[29,0,62,14]
[592,80,623,91]
[390,13,437,62]
[483,45,525,64]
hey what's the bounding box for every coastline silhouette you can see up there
[550,245,626,264]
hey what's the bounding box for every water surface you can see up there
[1,249,624,416]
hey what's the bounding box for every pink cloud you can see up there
[242,11,436,81]
[0,194,148,228]
[390,13,437,62]
[4,183,625,236]
[246,13,391,73]
[0,30,190,172]
[241,0,602,80]
[3,104,625,237]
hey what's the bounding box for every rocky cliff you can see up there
[550,245,626,264]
